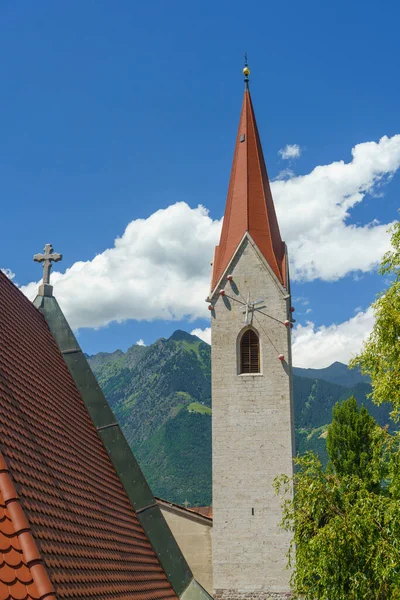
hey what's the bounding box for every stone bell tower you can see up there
[208,63,295,600]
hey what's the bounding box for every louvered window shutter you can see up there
[240,330,260,374]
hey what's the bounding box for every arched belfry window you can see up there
[240,329,260,374]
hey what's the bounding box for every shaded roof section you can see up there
[0,271,178,600]
[211,88,286,291]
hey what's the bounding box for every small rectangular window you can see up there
[240,134,245,143]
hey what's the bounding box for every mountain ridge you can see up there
[87,330,368,386]
[87,331,389,506]
[293,361,369,388]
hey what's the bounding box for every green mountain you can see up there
[293,361,370,388]
[87,331,392,506]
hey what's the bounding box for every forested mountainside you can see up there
[87,331,391,506]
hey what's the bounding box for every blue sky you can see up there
[1,1,399,367]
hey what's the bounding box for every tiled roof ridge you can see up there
[0,451,57,600]
[187,506,212,520]
[0,270,39,310]
[155,498,212,522]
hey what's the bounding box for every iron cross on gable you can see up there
[242,292,265,325]
[34,244,62,286]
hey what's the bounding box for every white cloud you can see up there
[1,268,15,280]
[274,168,295,181]
[272,134,400,281]
[292,307,374,368]
[190,327,211,344]
[293,296,310,306]
[22,202,221,330]
[20,134,400,332]
[136,339,146,346]
[279,144,302,160]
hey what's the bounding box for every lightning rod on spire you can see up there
[243,53,250,89]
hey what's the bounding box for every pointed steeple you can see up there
[211,69,286,291]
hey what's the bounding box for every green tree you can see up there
[350,220,400,418]
[275,400,399,599]
[275,220,400,599]
[326,396,377,487]
[276,447,400,600]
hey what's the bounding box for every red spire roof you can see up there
[211,88,286,290]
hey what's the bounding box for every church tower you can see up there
[209,64,295,600]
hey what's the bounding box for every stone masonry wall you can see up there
[211,237,295,596]
[214,590,291,600]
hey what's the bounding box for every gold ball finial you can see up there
[243,54,250,87]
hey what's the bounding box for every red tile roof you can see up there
[155,499,212,523]
[0,452,56,600]
[0,271,178,600]
[187,507,212,520]
[211,88,286,291]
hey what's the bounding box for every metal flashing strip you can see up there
[136,502,158,514]
[96,422,119,432]
[34,293,194,598]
